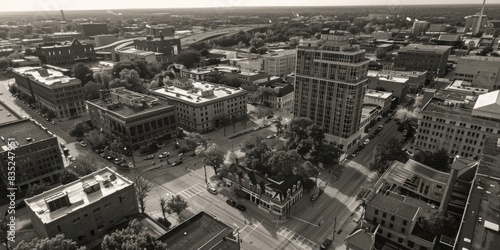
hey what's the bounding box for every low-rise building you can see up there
[13,67,87,120]
[261,50,296,76]
[0,119,64,191]
[134,35,181,63]
[42,32,84,43]
[260,83,294,109]
[36,39,96,67]
[145,24,175,37]
[223,163,303,218]
[152,79,247,133]
[208,49,238,59]
[414,89,500,159]
[76,23,109,37]
[93,34,117,47]
[113,47,161,63]
[24,167,139,246]
[87,88,177,147]
[157,211,239,250]
[367,71,410,104]
[11,56,42,67]
[364,89,393,114]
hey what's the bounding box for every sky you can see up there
[0,0,497,12]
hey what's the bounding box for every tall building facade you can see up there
[25,167,139,246]
[13,67,87,120]
[394,44,451,78]
[453,55,500,90]
[294,31,369,151]
[0,119,64,191]
[134,35,181,63]
[465,14,488,34]
[76,23,109,37]
[414,89,500,159]
[412,21,430,35]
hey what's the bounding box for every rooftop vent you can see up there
[82,180,101,195]
[44,192,70,212]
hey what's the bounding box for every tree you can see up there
[69,121,90,138]
[375,48,388,59]
[185,133,208,154]
[157,217,171,229]
[413,148,450,172]
[256,87,276,105]
[224,150,239,165]
[422,212,459,237]
[372,137,404,173]
[310,143,342,167]
[0,57,9,69]
[72,152,99,176]
[284,118,324,158]
[112,61,139,78]
[166,194,189,218]
[84,130,107,150]
[275,116,284,134]
[241,135,270,170]
[8,83,20,95]
[175,49,201,68]
[26,183,48,198]
[61,169,79,185]
[249,38,265,48]
[14,234,86,250]
[219,74,241,88]
[72,63,93,85]
[134,170,153,213]
[265,150,302,180]
[230,184,246,200]
[46,110,56,120]
[82,81,104,100]
[0,31,7,39]
[7,30,22,39]
[197,143,225,175]
[101,219,167,250]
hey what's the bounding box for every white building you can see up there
[261,49,296,76]
[114,48,161,63]
[152,78,247,133]
[364,89,393,114]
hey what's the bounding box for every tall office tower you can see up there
[294,30,369,151]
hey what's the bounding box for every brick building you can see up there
[394,44,451,78]
[134,35,181,63]
[36,39,96,66]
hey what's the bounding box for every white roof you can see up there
[473,90,500,110]
[484,221,500,231]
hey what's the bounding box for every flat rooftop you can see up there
[398,44,451,53]
[116,47,158,56]
[367,70,410,83]
[13,67,79,87]
[458,55,500,62]
[153,81,246,105]
[158,211,235,250]
[0,102,22,125]
[365,89,393,99]
[0,119,53,152]
[367,193,419,221]
[88,90,173,118]
[25,167,134,224]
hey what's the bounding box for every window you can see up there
[57,225,62,232]
[95,216,102,221]
[90,230,95,236]
[420,246,427,250]
[389,223,393,229]
[98,225,104,231]
[387,233,392,239]
[93,208,101,213]
[391,215,395,221]
[375,209,379,215]
[401,228,406,234]
[402,220,407,226]
[382,212,387,218]
[73,217,80,224]
[105,202,111,208]
[398,237,404,243]
[408,241,415,248]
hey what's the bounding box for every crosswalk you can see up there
[166,183,206,200]
[277,227,317,250]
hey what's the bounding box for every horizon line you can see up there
[0,3,494,13]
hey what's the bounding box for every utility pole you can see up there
[204,164,208,187]
[333,217,337,240]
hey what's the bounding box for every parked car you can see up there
[95,149,104,154]
[172,160,183,166]
[144,154,155,160]
[320,239,332,250]
[79,141,87,147]
[235,204,246,211]
[267,134,276,139]
[368,134,375,139]
[226,199,236,206]
[159,152,170,158]
[351,152,358,157]
[363,139,370,145]
[310,194,318,202]
[207,187,218,195]
[50,120,56,125]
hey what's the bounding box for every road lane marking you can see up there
[241,220,263,240]
[277,227,317,250]
[290,216,319,227]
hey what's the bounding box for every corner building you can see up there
[294,31,369,151]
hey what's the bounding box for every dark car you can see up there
[320,239,332,250]
[144,154,155,160]
[235,204,246,211]
[226,199,236,206]
[310,194,318,202]
[172,160,183,166]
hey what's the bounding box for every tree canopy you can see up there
[69,121,90,138]
[412,148,450,172]
[72,63,93,85]
[101,219,167,250]
[14,234,85,250]
[372,137,405,173]
[166,194,189,218]
[175,49,201,68]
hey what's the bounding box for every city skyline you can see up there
[0,0,497,12]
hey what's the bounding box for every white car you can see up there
[363,139,370,145]
[159,152,170,158]
[79,141,87,147]
[267,134,276,139]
